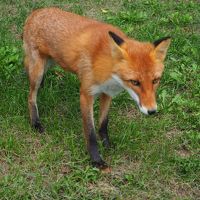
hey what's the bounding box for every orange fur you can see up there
[23,7,171,168]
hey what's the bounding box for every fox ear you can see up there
[153,37,171,61]
[108,31,125,60]
[109,31,125,46]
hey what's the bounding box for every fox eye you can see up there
[130,80,140,86]
[152,78,160,84]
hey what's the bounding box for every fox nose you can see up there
[147,109,157,115]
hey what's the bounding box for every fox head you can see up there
[109,31,171,115]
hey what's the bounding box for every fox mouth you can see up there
[138,104,157,115]
[125,88,157,115]
[138,105,149,115]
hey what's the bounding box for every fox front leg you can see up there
[98,93,112,149]
[80,90,107,169]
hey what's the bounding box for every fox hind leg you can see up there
[25,51,46,133]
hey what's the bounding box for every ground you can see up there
[0,0,199,199]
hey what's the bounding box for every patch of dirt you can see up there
[176,145,191,158]
[0,149,24,178]
[112,158,141,177]
[10,24,22,40]
[0,158,9,178]
[25,137,42,148]
[165,128,182,139]
[1,4,18,17]
[88,180,121,198]
[169,179,200,199]
[100,0,124,14]
[63,0,124,20]
[25,137,42,159]
[118,106,140,120]
[60,164,71,175]
[88,157,140,198]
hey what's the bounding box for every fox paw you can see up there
[102,140,111,149]
[92,160,112,173]
[92,159,107,169]
[33,121,45,133]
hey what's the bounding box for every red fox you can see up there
[23,7,171,170]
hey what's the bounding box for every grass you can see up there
[0,0,199,199]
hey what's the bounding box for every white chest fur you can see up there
[90,76,124,97]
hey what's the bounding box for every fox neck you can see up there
[90,74,124,97]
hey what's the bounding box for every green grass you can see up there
[0,0,199,199]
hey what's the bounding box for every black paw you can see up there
[102,139,111,149]
[92,159,108,170]
[102,140,115,150]
[33,121,45,133]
